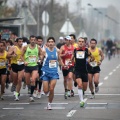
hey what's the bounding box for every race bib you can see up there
[90,61,97,67]
[49,60,57,68]
[76,51,85,59]
[17,61,24,65]
[65,59,71,65]
[0,61,5,66]
[29,56,37,62]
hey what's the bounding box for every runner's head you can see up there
[0,41,5,52]
[69,34,76,44]
[29,35,36,46]
[16,37,23,47]
[36,36,43,46]
[47,37,55,48]
[78,37,85,48]
[90,38,97,49]
[64,36,72,45]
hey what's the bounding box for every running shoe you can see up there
[67,91,71,97]
[37,92,41,99]
[33,90,38,98]
[64,92,67,99]
[71,90,74,97]
[95,86,99,93]
[23,82,26,89]
[80,101,85,107]
[28,88,31,94]
[29,97,34,102]
[0,95,4,100]
[15,95,19,101]
[47,103,52,110]
[89,94,95,99]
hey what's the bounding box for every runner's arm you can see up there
[57,49,64,67]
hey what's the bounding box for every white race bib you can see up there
[90,61,97,67]
[0,62,5,66]
[17,61,24,65]
[76,51,85,59]
[29,56,37,62]
[49,60,57,68]
[65,59,71,65]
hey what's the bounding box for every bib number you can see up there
[0,62,5,66]
[29,56,36,62]
[76,51,85,59]
[90,61,97,67]
[49,60,57,68]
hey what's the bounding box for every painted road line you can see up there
[109,72,113,75]
[44,107,65,110]
[104,76,108,80]
[87,103,107,105]
[98,82,103,86]
[113,69,116,72]
[116,66,119,69]
[3,107,24,110]
[10,103,30,105]
[67,110,76,117]
[84,98,88,102]
[51,103,68,105]
[85,107,106,109]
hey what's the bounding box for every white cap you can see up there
[59,36,64,40]
[65,36,72,40]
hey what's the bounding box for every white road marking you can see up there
[10,103,30,105]
[116,66,119,69]
[3,108,24,110]
[85,107,106,109]
[98,82,103,86]
[104,76,108,80]
[113,69,116,72]
[44,107,65,110]
[84,98,88,102]
[109,72,113,75]
[87,103,107,105]
[66,110,76,117]
[51,103,68,105]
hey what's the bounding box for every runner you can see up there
[87,38,104,99]
[40,37,64,110]
[71,37,94,107]
[60,36,74,99]
[21,35,42,102]
[8,38,24,101]
[0,41,9,100]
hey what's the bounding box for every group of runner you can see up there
[0,34,104,109]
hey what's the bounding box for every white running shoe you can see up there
[33,90,38,98]
[37,92,41,99]
[47,103,52,110]
[29,97,34,102]
[89,94,95,99]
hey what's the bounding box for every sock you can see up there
[65,89,68,92]
[78,88,83,102]
[91,92,94,95]
[16,92,19,97]
[95,84,98,87]
[38,81,42,90]
[38,89,41,92]
[31,86,35,96]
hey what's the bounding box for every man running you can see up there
[41,37,64,110]
[60,36,74,99]
[87,38,104,99]
[21,35,42,102]
[71,38,94,107]
[8,38,24,101]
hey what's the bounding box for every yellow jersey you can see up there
[0,51,7,69]
[11,46,22,64]
[89,47,100,64]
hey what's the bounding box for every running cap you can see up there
[65,36,72,40]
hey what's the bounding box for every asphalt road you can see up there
[0,56,120,120]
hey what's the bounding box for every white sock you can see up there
[78,88,83,102]
[48,102,51,105]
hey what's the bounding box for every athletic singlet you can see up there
[62,44,74,69]
[11,46,23,65]
[0,51,7,69]
[24,44,39,66]
[42,47,58,73]
[74,47,89,73]
[88,47,100,66]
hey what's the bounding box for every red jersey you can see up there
[62,44,74,69]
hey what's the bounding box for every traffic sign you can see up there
[42,11,49,24]
[60,19,76,35]
[42,25,49,37]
